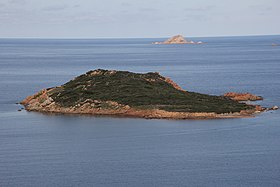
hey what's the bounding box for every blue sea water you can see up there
[0,36,280,187]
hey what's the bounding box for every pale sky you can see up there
[0,0,279,38]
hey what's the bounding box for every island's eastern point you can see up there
[21,69,277,119]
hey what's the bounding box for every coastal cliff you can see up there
[21,69,266,119]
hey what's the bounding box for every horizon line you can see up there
[0,34,279,40]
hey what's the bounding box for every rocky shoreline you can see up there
[20,90,261,119]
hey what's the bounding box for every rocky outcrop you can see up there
[270,106,279,110]
[223,92,263,101]
[164,77,184,91]
[153,35,203,45]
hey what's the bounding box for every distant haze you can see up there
[0,0,279,38]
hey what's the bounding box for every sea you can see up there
[0,36,280,187]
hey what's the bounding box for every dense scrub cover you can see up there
[49,69,253,113]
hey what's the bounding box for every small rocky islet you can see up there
[20,69,277,119]
[153,35,203,45]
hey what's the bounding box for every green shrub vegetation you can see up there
[49,69,253,113]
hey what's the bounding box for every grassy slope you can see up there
[49,70,253,113]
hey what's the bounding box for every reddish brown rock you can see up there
[153,35,203,45]
[164,77,185,91]
[224,92,263,101]
[255,105,265,112]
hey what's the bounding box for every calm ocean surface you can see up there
[0,36,280,187]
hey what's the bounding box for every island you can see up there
[21,69,275,119]
[153,35,203,45]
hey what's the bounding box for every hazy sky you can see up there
[0,0,279,38]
